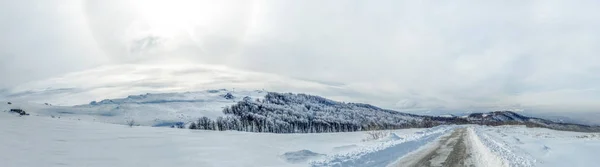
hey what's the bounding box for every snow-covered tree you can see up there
[192,92,448,133]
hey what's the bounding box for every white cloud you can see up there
[2,0,600,115]
[395,99,418,110]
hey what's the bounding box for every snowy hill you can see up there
[463,111,600,132]
[185,93,600,133]
[1,89,266,127]
[3,90,599,133]
[212,92,430,133]
[0,110,434,167]
[466,111,531,122]
[3,90,600,166]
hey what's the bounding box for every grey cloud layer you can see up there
[1,0,600,114]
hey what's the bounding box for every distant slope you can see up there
[189,92,600,133]
[215,92,432,133]
[1,89,266,127]
[3,90,599,132]
[463,111,600,132]
[190,92,461,133]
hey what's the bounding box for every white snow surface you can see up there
[2,99,600,167]
[0,111,431,167]
[1,90,265,126]
[465,127,507,167]
[2,110,599,167]
[312,126,457,167]
[474,125,600,167]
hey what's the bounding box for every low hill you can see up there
[189,92,600,133]
[4,90,598,132]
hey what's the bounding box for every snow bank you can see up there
[378,133,403,142]
[465,127,507,167]
[474,125,600,167]
[474,126,537,167]
[311,125,456,167]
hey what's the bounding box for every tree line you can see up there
[189,92,467,133]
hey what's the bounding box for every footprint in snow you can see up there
[542,145,552,155]
[543,145,551,150]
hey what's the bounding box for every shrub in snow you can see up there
[543,145,551,150]
[363,130,390,141]
[223,93,235,100]
[9,109,29,116]
[127,119,135,127]
[174,122,185,129]
[189,122,197,129]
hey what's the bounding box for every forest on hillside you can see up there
[189,92,466,133]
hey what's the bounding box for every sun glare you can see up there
[129,0,221,39]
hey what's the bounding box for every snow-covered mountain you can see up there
[1,89,266,127]
[462,111,600,132]
[186,92,600,133]
[203,92,430,133]
[3,90,599,132]
[3,90,600,167]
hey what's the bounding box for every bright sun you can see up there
[129,0,217,38]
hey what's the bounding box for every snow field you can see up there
[474,125,600,167]
[474,126,538,167]
[0,112,427,167]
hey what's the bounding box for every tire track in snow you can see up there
[473,127,536,167]
[311,126,455,167]
[389,128,507,167]
[391,128,469,167]
[312,126,512,167]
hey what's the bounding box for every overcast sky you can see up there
[2,0,600,114]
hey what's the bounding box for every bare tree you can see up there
[127,119,135,127]
[364,131,388,141]
[362,126,390,141]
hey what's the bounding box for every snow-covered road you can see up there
[315,125,600,167]
[312,126,456,167]
[390,128,505,167]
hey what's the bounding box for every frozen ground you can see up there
[474,125,600,167]
[2,105,599,167]
[0,111,427,167]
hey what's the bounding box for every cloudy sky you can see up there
[2,0,600,116]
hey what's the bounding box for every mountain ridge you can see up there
[189,92,600,133]
[3,90,599,132]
